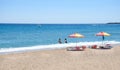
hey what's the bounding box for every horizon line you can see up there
[0,22,107,24]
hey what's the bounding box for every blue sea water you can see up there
[0,23,120,53]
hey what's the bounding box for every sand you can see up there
[0,46,120,70]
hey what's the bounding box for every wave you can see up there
[0,41,120,54]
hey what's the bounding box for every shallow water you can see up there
[0,24,120,53]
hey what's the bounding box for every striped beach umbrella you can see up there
[68,33,84,46]
[96,32,110,41]
[69,33,84,38]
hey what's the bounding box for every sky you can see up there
[0,0,120,23]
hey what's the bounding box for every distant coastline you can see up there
[107,22,120,24]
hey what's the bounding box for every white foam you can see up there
[0,41,120,54]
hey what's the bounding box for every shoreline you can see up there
[0,46,120,70]
[0,41,120,54]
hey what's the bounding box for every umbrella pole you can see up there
[102,36,104,46]
[76,41,77,47]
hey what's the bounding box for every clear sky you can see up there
[0,0,120,23]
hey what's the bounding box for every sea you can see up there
[0,23,120,54]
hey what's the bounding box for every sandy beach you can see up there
[0,46,120,70]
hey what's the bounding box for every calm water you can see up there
[0,24,120,53]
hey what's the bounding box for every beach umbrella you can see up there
[68,33,84,46]
[96,32,110,46]
[69,33,84,38]
[96,32,110,41]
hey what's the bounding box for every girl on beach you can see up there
[64,38,67,43]
[58,38,62,44]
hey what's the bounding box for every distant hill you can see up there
[107,22,120,24]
